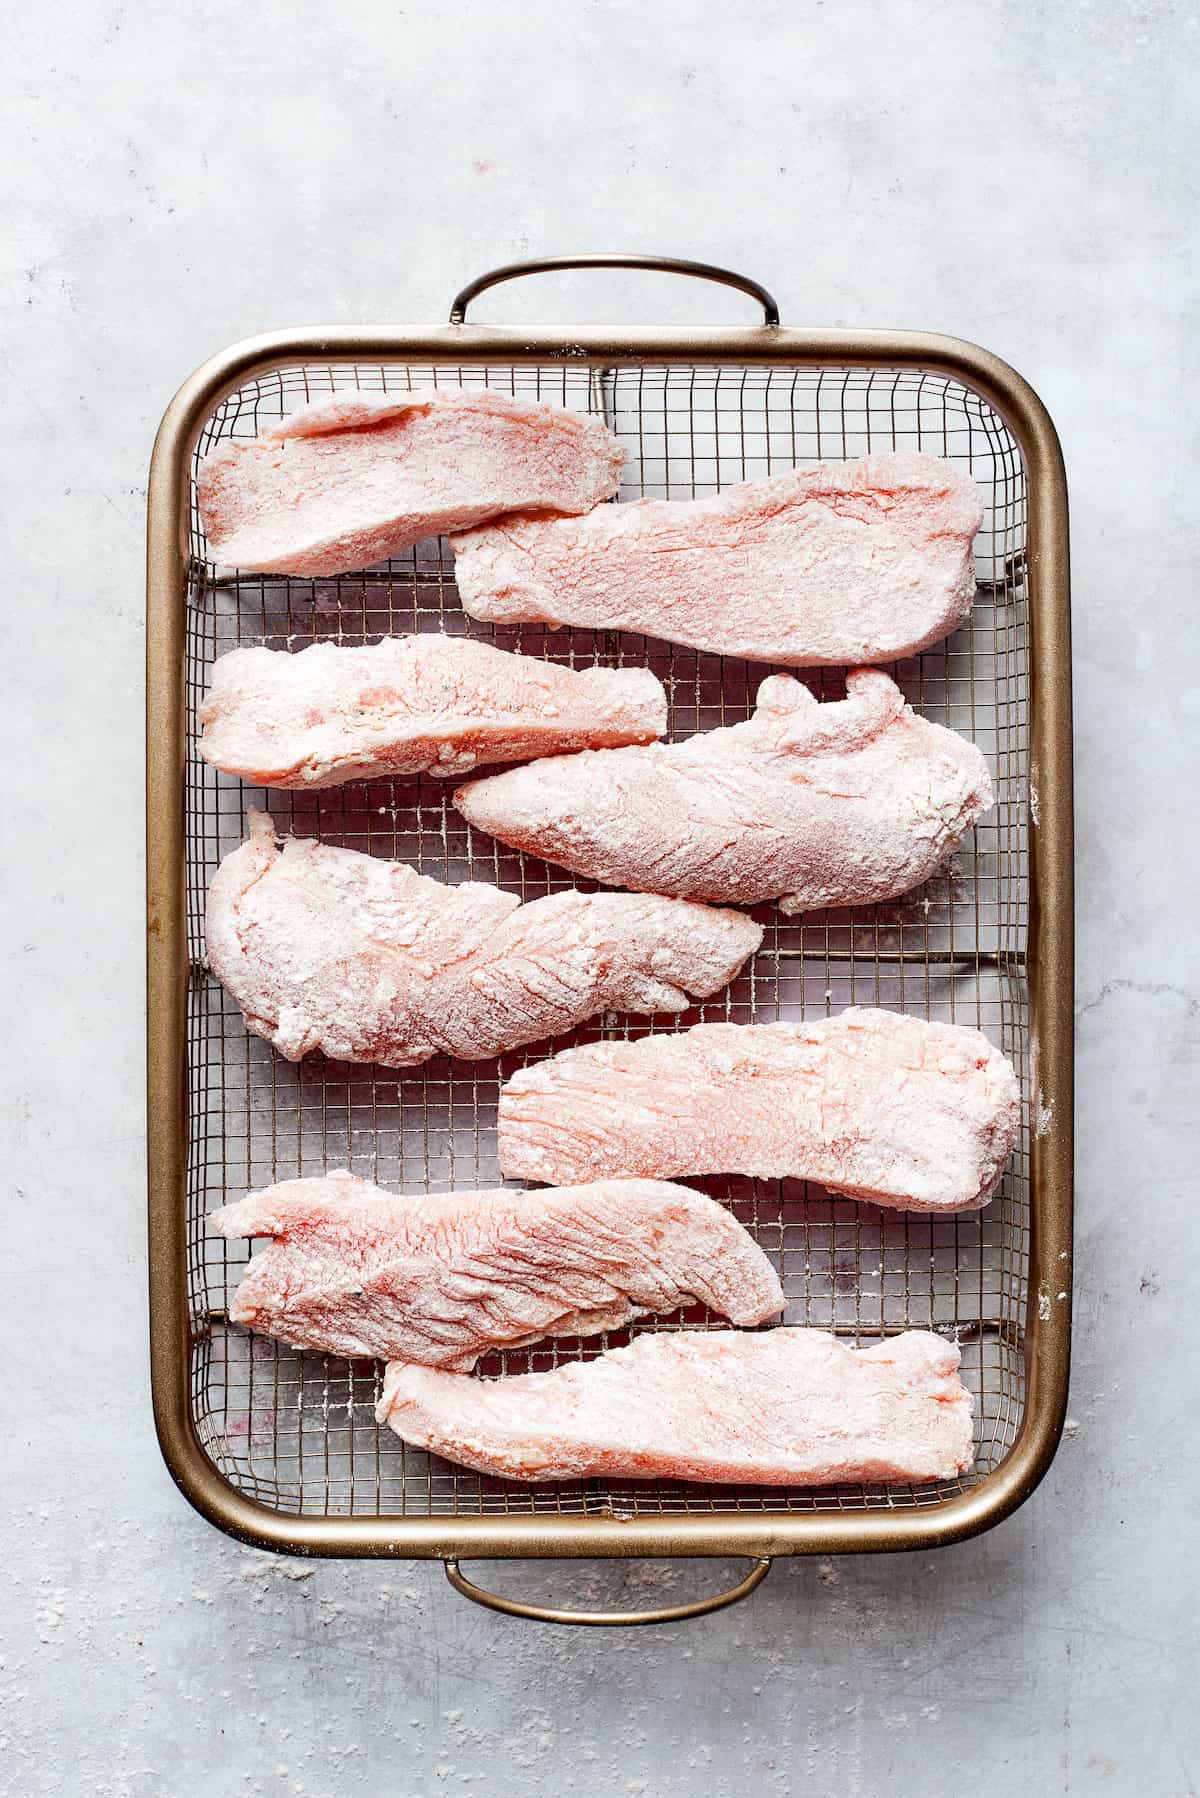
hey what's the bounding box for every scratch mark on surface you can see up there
[1077,978,1198,1022]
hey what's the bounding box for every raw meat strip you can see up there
[206,812,762,1066]
[455,669,991,912]
[199,635,666,787]
[197,387,626,576]
[377,1328,974,1484]
[451,451,985,664]
[210,1171,784,1370]
[498,1009,1019,1212]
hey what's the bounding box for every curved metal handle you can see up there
[443,1556,771,1626]
[449,255,780,326]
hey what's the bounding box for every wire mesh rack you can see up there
[179,355,1034,1525]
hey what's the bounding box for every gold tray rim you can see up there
[146,322,1073,1561]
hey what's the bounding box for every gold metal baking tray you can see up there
[147,256,1073,1624]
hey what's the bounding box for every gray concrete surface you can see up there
[3,1,1197,1792]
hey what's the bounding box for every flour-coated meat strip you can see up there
[377,1328,975,1484]
[198,388,626,576]
[205,812,762,1066]
[451,451,984,664]
[455,669,991,913]
[210,1171,784,1370]
[498,1009,1019,1212]
[199,635,666,787]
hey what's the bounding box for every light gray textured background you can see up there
[3,2,1197,1793]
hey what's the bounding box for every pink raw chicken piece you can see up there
[498,1009,1019,1212]
[205,813,762,1066]
[199,635,666,787]
[455,668,992,912]
[377,1328,975,1485]
[210,1171,784,1370]
[451,451,985,664]
[197,387,626,576]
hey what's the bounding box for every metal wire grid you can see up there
[183,360,1030,1519]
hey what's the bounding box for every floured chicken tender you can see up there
[210,1171,784,1369]
[205,812,762,1066]
[377,1328,975,1485]
[452,451,984,664]
[198,387,626,576]
[199,635,666,787]
[456,668,991,913]
[498,1009,1019,1212]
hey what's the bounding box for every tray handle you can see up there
[443,1555,772,1626]
[448,255,780,326]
